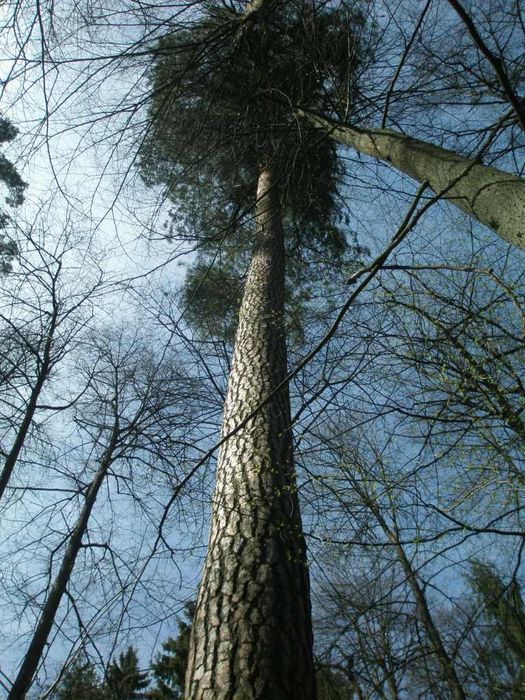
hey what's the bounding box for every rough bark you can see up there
[7,424,118,700]
[185,168,316,699]
[299,109,525,250]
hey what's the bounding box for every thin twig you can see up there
[447,0,525,132]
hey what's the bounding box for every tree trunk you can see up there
[0,308,58,505]
[7,426,118,699]
[299,109,525,250]
[340,462,466,699]
[185,167,316,699]
[372,510,466,700]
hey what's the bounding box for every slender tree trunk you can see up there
[299,109,525,250]
[360,494,466,700]
[7,425,118,699]
[0,364,49,503]
[0,310,58,505]
[185,167,316,699]
[390,536,466,700]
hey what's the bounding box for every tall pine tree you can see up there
[140,2,368,696]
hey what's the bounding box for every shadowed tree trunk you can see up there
[185,167,316,699]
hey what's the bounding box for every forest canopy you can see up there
[0,1,524,698]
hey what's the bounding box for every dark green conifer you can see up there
[147,602,196,699]
[105,646,150,699]
[54,657,104,700]
[0,115,26,273]
[140,0,368,339]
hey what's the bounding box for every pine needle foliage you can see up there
[105,647,150,699]
[54,657,104,700]
[468,561,525,698]
[0,115,26,273]
[146,602,196,699]
[139,0,369,337]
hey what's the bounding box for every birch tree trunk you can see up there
[185,168,316,699]
[299,110,525,250]
[7,424,118,700]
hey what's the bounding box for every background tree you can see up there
[0,215,102,508]
[300,108,525,250]
[0,114,26,273]
[467,562,525,698]
[54,656,104,700]
[7,324,203,697]
[105,646,149,699]
[147,602,196,700]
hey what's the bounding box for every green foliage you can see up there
[0,116,26,207]
[139,1,370,338]
[316,664,355,699]
[147,602,196,699]
[105,647,150,699]
[0,237,18,273]
[182,260,244,343]
[468,561,525,697]
[0,115,26,272]
[54,657,105,700]
[54,648,149,700]
[140,0,363,234]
